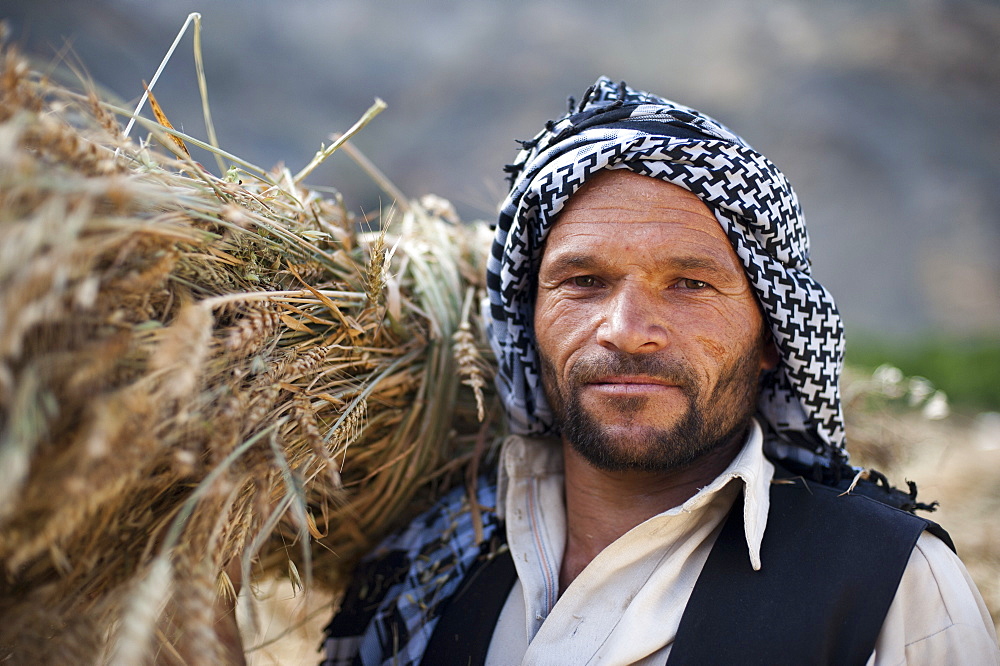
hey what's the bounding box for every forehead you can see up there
[545,169,736,263]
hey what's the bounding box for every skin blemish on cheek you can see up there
[695,337,729,360]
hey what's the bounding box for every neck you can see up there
[558,434,744,593]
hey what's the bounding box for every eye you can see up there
[570,275,600,288]
[678,278,709,290]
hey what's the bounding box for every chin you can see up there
[561,399,746,474]
[566,421,698,473]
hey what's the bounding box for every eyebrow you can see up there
[668,256,729,273]
[541,255,595,273]
[541,253,731,275]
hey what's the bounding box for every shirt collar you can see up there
[679,419,773,570]
[496,418,775,571]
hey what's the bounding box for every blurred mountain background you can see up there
[5,0,999,406]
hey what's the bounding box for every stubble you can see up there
[540,341,765,473]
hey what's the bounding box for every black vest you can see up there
[425,474,952,665]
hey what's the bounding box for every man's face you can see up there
[533,170,777,473]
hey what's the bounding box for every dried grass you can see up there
[0,42,497,664]
[843,366,1000,633]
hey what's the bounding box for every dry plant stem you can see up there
[293,98,388,184]
[0,43,499,664]
[190,13,226,175]
[121,12,202,143]
[111,108,274,182]
[333,136,411,213]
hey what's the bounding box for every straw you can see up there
[0,41,499,663]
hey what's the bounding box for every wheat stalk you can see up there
[0,41,500,664]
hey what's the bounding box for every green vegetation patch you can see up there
[845,335,1000,412]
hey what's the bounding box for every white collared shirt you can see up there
[486,420,999,665]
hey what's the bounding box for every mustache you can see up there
[568,352,698,390]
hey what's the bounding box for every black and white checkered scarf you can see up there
[485,77,848,469]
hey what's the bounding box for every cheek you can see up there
[689,304,765,364]
[534,301,593,367]
[693,335,727,359]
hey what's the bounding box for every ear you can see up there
[759,328,780,371]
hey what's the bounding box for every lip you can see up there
[584,375,680,395]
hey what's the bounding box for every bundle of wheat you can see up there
[0,43,497,664]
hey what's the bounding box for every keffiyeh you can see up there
[485,77,848,469]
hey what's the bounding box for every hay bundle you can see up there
[0,44,497,664]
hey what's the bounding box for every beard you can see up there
[540,339,766,473]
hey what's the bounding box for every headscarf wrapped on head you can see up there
[485,77,848,470]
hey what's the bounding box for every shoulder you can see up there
[870,532,1000,665]
[321,477,504,666]
[769,474,936,542]
[768,473,999,663]
[768,465,950,548]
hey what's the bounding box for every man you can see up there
[322,78,999,665]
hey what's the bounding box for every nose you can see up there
[595,284,669,354]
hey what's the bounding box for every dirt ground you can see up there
[850,409,1000,634]
[238,579,333,665]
